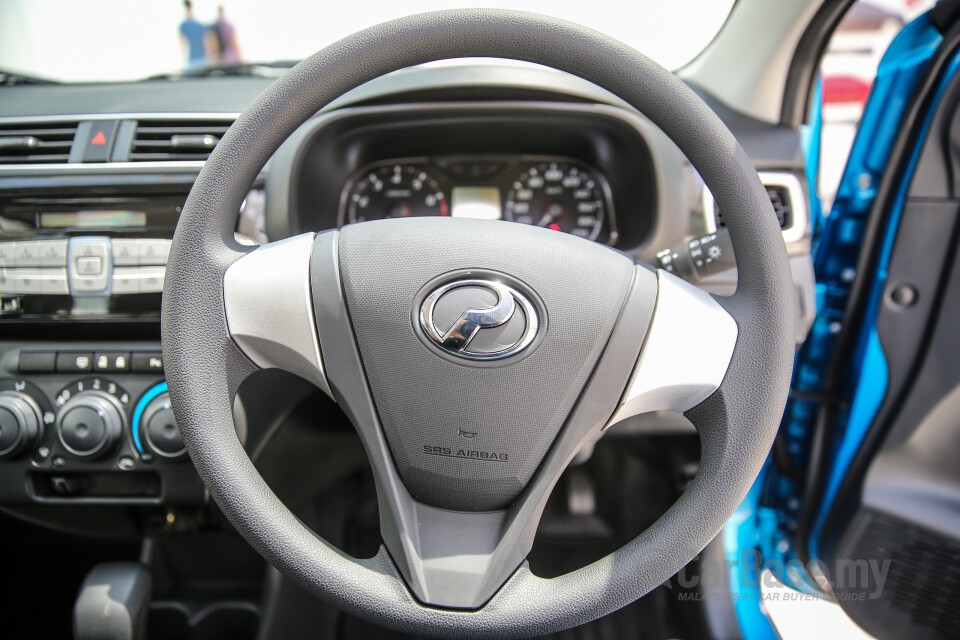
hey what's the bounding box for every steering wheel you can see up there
[162,9,793,638]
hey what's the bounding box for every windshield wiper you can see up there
[145,60,300,81]
[0,69,59,86]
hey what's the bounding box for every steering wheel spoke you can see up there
[606,268,739,428]
[222,233,332,397]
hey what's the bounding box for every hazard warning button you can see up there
[80,120,118,162]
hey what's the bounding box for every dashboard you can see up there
[0,62,812,533]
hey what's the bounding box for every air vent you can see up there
[127,119,233,162]
[0,121,78,164]
[715,184,792,230]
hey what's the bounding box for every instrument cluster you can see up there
[339,156,617,244]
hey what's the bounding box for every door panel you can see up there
[813,9,960,638]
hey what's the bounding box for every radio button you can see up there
[36,240,68,267]
[14,242,41,267]
[71,239,109,259]
[0,268,68,295]
[112,239,139,266]
[112,268,141,294]
[68,238,110,294]
[12,269,43,294]
[139,240,171,266]
[73,276,108,293]
[0,243,14,267]
[139,266,165,293]
[39,269,69,295]
[111,266,165,294]
[76,256,103,276]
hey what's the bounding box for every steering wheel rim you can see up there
[162,9,794,638]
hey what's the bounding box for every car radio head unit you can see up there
[0,189,264,320]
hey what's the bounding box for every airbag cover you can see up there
[337,217,634,510]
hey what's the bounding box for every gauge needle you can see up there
[537,201,566,227]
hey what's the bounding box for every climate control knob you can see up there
[139,392,184,459]
[0,391,43,458]
[56,392,124,458]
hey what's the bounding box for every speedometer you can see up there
[344,163,448,223]
[504,161,608,242]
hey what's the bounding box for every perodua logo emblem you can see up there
[419,278,539,360]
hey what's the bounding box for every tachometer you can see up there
[504,161,608,242]
[344,163,448,223]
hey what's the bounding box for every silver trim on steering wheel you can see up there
[222,233,332,397]
[605,269,738,427]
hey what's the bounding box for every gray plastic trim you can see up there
[606,269,738,427]
[864,383,960,542]
[223,233,331,397]
[678,0,822,124]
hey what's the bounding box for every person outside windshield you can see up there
[179,0,207,69]
[210,5,243,65]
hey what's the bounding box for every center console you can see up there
[0,159,281,640]
[0,183,190,503]
[0,181,263,508]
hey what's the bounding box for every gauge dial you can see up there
[345,164,448,223]
[504,162,608,241]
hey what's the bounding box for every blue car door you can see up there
[757,2,960,638]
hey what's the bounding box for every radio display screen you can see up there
[39,210,147,229]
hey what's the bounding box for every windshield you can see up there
[0,0,735,83]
